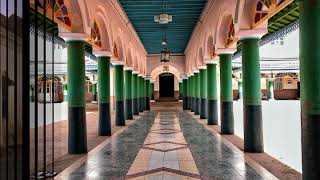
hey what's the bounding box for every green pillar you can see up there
[238,79,243,100]
[194,71,200,115]
[219,53,234,134]
[143,78,146,110]
[132,73,139,115]
[207,63,218,125]
[114,64,125,126]
[298,0,320,178]
[150,81,155,100]
[183,78,188,110]
[66,40,87,154]
[97,56,111,136]
[138,76,143,112]
[125,69,133,120]
[190,75,195,112]
[179,81,183,100]
[267,79,275,100]
[92,83,97,102]
[146,79,150,110]
[63,84,68,102]
[200,68,208,119]
[241,37,263,153]
[187,77,191,110]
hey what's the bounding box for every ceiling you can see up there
[119,0,207,54]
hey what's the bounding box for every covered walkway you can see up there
[1,0,320,179]
[56,102,298,179]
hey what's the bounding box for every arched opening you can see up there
[159,73,175,98]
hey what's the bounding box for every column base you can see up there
[220,101,234,134]
[125,99,133,120]
[139,98,144,112]
[200,98,207,119]
[146,97,150,110]
[302,113,320,180]
[193,97,200,115]
[207,99,218,125]
[183,96,188,110]
[133,98,139,115]
[244,104,263,153]
[68,106,87,154]
[92,94,97,102]
[116,100,125,126]
[98,102,111,136]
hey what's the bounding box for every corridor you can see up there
[59,103,277,180]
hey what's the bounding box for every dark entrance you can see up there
[159,73,174,98]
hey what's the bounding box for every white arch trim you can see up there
[150,65,181,81]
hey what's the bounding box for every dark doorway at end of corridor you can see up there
[159,73,174,98]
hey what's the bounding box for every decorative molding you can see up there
[124,67,133,71]
[216,48,237,55]
[111,61,125,66]
[205,59,219,64]
[238,29,268,40]
[58,32,89,41]
[93,51,112,57]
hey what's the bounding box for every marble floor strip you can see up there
[126,112,200,180]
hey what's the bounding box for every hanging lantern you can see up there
[161,48,170,63]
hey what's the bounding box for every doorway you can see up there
[159,73,174,98]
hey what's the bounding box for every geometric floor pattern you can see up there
[126,112,200,179]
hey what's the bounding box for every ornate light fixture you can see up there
[161,31,167,45]
[161,37,167,45]
[154,0,172,24]
[154,14,172,24]
[161,48,170,63]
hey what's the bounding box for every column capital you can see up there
[111,61,125,66]
[188,73,194,77]
[216,48,237,55]
[59,32,89,41]
[93,51,112,57]
[193,69,200,74]
[150,80,155,83]
[145,76,152,80]
[198,65,207,69]
[132,71,139,74]
[238,29,268,40]
[181,74,188,79]
[205,58,219,64]
[124,67,133,71]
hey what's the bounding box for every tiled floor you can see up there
[60,102,278,180]
[126,112,200,180]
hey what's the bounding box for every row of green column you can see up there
[183,49,262,154]
[181,3,320,177]
[65,40,153,155]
